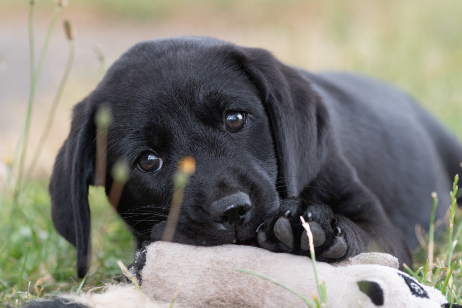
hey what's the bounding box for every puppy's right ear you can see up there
[49,97,97,278]
[230,46,331,199]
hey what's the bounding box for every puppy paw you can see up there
[257,199,348,260]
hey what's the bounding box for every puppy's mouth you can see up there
[234,237,258,247]
[230,224,259,247]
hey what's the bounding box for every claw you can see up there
[307,212,313,222]
[320,236,347,259]
[301,222,326,250]
[274,216,294,249]
[256,223,265,233]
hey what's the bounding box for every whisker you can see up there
[118,205,169,214]
[310,179,340,200]
[129,216,167,228]
[121,213,167,218]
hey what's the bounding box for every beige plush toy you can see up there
[25,242,459,308]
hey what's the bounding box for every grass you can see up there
[1,0,462,306]
[0,183,134,305]
[237,217,328,308]
[2,181,462,307]
[238,178,462,307]
[405,176,462,305]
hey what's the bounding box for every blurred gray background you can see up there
[1,0,461,177]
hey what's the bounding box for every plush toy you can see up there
[24,242,461,308]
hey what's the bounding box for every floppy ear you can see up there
[49,97,97,278]
[234,47,331,198]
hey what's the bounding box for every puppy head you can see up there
[49,36,330,277]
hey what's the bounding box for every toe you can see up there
[300,222,326,250]
[320,235,347,259]
[257,229,285,251]
[273,216,294,249]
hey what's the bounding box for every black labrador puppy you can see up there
[49,36,462,278]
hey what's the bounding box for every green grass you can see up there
[0,183,134,305]
[2,180,462,306]
[406,176,462,305]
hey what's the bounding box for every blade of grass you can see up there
[34,4,64,86]
[235,268,315,307]
[14,3,64,198]
[442,262,456,294]
[428,192,438,273]
[27,281,31,300]
[17,244,30,301]
[447,175,459,268]
[162,157,196,242]
[300,216,327,306]
[0,0,36,210]
[27,20,75,176]
[117,260,142,292]
[423,259,429,284]
[117,260,150,303]
[76,275,87,296]
[404,264,423,280]
[169,282,183,308]
[28,0,36,100]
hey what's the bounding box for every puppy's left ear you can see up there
[233,46,331,198]
[49,97,97,278]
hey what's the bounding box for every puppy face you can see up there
[100,42,279,245]
[50,37,328,277]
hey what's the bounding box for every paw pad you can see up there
[320,236,347,259]
[274,216,294,248]
[300,222,326,250]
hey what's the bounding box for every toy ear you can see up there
[231,46,331,198]
[49,97,97,278]
[127,241,150,283]
[358,280,384,306]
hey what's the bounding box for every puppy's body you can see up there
[49,37,462,277]
[304,71,458,245]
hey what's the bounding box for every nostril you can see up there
[222,204,250,227]
[210,192,252,227]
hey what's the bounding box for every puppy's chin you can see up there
[148,194,280,248]
[149,221,260,247]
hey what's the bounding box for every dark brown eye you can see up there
[137,152,163,173]
[225,111,246,132]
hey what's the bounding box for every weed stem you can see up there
[447,175,459,268]
[14,4,63,201]
[27,21,75,176]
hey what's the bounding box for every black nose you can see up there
[221,204,250,227]
[210,192,251,230]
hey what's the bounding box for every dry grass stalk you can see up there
[94,104,113,187]
[108,160,129,209]
[162,157,196,242]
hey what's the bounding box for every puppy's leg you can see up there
[258,185,412,268]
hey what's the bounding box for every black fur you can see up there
[21,298,89,308]
[49,36,462,277]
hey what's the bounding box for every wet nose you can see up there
[210,192,251,230]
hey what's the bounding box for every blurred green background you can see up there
[0,0,461,305]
